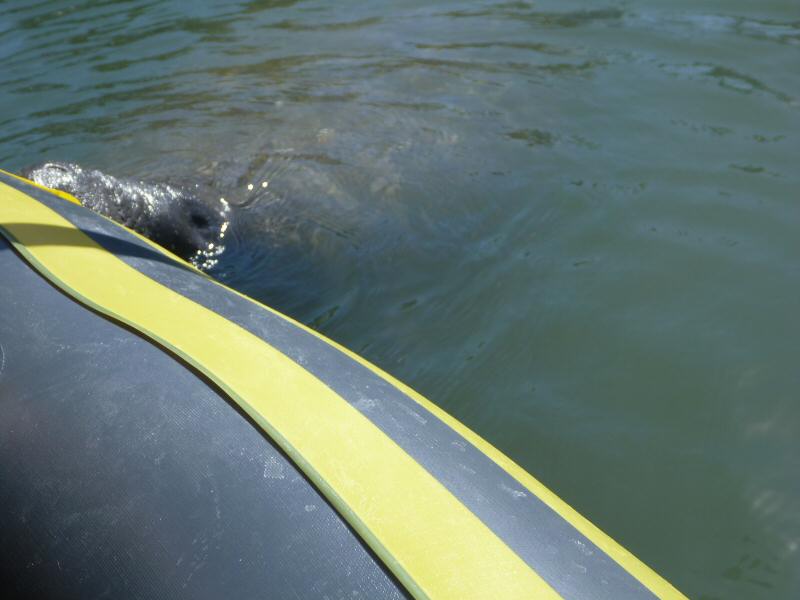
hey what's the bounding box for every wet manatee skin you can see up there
[22,162,229,265]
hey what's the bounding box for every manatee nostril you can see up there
[191,213,210,229]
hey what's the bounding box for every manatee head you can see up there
[22,161,229,267]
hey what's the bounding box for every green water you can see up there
[2,0,798,597]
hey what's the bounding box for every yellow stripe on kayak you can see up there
[335,352,687,599]
[198,237,688,599]
[0,181,561,599]
[0,168,82,206]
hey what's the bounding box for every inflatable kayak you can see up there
[0,170,686,599]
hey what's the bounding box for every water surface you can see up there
[1,1,798,597]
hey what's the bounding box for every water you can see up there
[1,1,798,597]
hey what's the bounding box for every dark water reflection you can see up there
[2,0,799,597]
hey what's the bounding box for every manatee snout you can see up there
[147,192,229,263]
[22,161,229,267]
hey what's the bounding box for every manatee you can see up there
[21,161,230,267]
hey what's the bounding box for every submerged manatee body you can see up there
[22,162,230,267]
